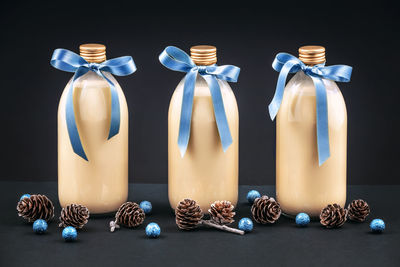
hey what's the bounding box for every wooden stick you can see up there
[201,220,245,235]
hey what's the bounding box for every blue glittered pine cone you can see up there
[146,222,161,238]
[140,201,152,214]
[62,226,78,241]
[33,219,48,234]
[20,194,31,201]
[370,219,385,233]
[295,213,310,227]
[246,190,261,204]
[238,218,253,232]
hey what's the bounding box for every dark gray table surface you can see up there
[1,182,399,267]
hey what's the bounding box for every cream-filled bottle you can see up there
[275,46,348,217]
[168,46,239,212]
[57,44,129,214]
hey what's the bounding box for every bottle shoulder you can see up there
[285,71,343,97]
[69,71,121,88]
[58,71,127,114]
[169,75,238,115]
[279,71,347,125]
[60,72,124,96]
[172,75,235,97]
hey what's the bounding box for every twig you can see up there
[201,220,245,235]
[109,220,120,232]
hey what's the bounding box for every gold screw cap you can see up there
[299,45,325,65]
[79,43,106,63]
[190,45,217,66]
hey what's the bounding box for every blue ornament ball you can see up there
[33,219,48,234]
[370,219,385,233]
[295,213,310,227]
[145,222,161,238]
[62,226,78,241]
[20,194,31,201]
[238,217,253,232]
[140,201,152,214]
[247,190,261,204]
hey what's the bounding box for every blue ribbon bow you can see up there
[50,48,136,161]
[268,52,352,166]
[159,46,240,157]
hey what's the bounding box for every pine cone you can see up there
[17,194,54,222]
[59,204,90,229]
[251,195,281,224]
[347,199,370,222]
[175,199,203,230]
[208,200,235,225]
[320,204,347,228]
[115,202,145,228]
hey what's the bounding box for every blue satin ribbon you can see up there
[50,48,136,161]
[268,52,352,166]
[159,46,240,157]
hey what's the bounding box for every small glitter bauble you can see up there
[33,219,48,234]
[296,213,310,227]
[247,190,261,204]
[370,219,385,233]
[145,222,161,238]
[20,194,31,201]
[238,217,253,232]
[140,201,152,214]
[62,226,78,241]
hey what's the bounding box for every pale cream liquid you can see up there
[58,71,128,214]
[168,76,239,212]
[276,71,347,217]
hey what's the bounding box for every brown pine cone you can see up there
[17,194,54,222]
[320,204,347,228]
[115,202,145,228]
[347,199,370,222]
[59,204,90,229]
[208,200,235,225]
[251,195,281,224]
[175,199,203,230]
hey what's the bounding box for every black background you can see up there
[0,0,398,184]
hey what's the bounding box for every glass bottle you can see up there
[58,44,128,214]
[276,46,347,218]
[168,46,239,212]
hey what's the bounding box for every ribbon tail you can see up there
[108,84,120,139]
[311,77,330,166]
[203,75,233,152]
[100,72,120,139]
[65,68,89,161]
[178,69,197,157]
[268,60,297,120]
